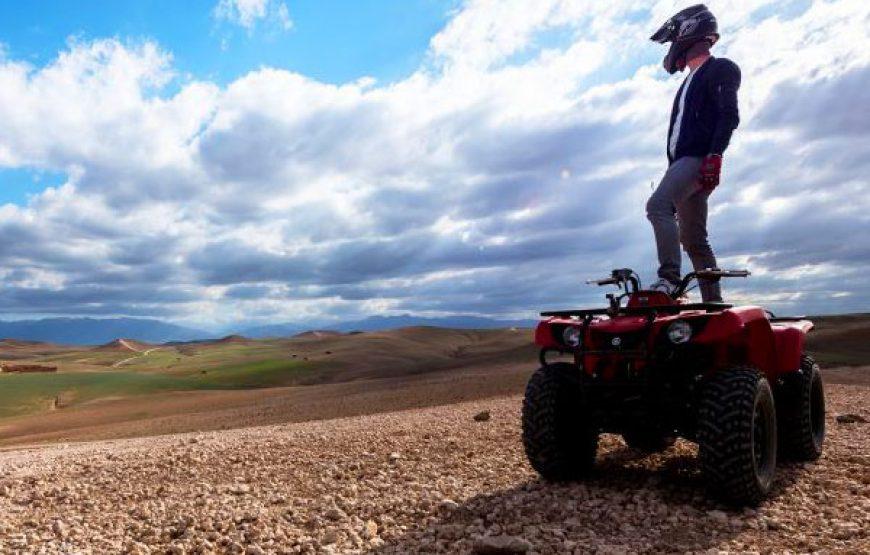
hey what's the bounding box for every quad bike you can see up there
[522,268,825,505]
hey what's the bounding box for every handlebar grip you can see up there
[697,269,751,278]
[586,278,618,286]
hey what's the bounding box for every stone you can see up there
[836,413,867,424]
[322,528,340,544]
[833,521,860,539]
[437,523,465,540]
[362,519,378,539]
[125,541,151,555]
[707,510,729,525]
[52,520,68,538]
[473,410,491,422]
[472,535,533,554]
[230,483,251,495]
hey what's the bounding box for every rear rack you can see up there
[541,302,732,318]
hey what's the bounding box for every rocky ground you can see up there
[0,384,867,554]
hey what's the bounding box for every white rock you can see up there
[52,519,68,538]
[707,510,729,525]
[361,519,378,539]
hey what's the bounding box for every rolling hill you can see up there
[0,313,865,445]
[239,314,536,338]
[0,317,210,345]
[0,314,534,345]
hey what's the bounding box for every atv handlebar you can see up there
[586,269,640,293]
[696,269,750,279]
[673,268,751,298]
[585,277,619,286]
[584,267,749,302]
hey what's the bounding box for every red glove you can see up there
[698,154,722,192]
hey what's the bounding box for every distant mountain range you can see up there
[239,314,537,338]
[0,318,210,346]
[0,314,535,345]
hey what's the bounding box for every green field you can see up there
[0,343,313,418]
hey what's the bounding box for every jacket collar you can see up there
[690,55,715,78]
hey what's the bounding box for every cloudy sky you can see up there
[0,0,867,329]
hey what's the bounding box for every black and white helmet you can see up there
[650,4,719,74]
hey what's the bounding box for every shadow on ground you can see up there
[368,441,808,553]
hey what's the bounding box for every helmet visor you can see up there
[650,19,677,43]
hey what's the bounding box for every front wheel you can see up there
[698,366,777,506]
[522,363,598,481]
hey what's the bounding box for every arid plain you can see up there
[0,315,867,553]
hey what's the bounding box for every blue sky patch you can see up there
[0,0,456,86]
[0,167,67,206]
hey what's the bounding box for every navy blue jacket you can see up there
[667,56,741,163]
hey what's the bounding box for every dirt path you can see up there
[111,347,163,368]
[0,384,866,554]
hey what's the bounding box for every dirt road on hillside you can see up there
[0,384,866,554]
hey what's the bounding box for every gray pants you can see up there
[646,156,722,302]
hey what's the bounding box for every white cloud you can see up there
[213,0,293,32]
[0,0,868,326]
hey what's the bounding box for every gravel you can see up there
[0,384,866,554]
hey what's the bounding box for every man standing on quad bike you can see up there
[647,5,741,303]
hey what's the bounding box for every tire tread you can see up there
[522,364,597,481]
[778,355,825,461]
[698,366,776,505]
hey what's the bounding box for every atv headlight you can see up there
[667,320,692,344]
[562,326,582,348]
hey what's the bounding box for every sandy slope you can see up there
[0,362,534,446]
[0,384,866,554]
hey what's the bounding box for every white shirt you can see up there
[669,67,698,159]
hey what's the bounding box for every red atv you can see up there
[523,268,825,505]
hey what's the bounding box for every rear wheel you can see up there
[698,366,777,505]
[778,355,825,461]
[522,363,598,480]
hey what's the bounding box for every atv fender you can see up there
[694,307,775,373]
[771,320,813,376]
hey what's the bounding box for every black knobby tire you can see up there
[778,355,825,461]
[522,363,598,481]
[622,428,676,453]
[698,366,777,506]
